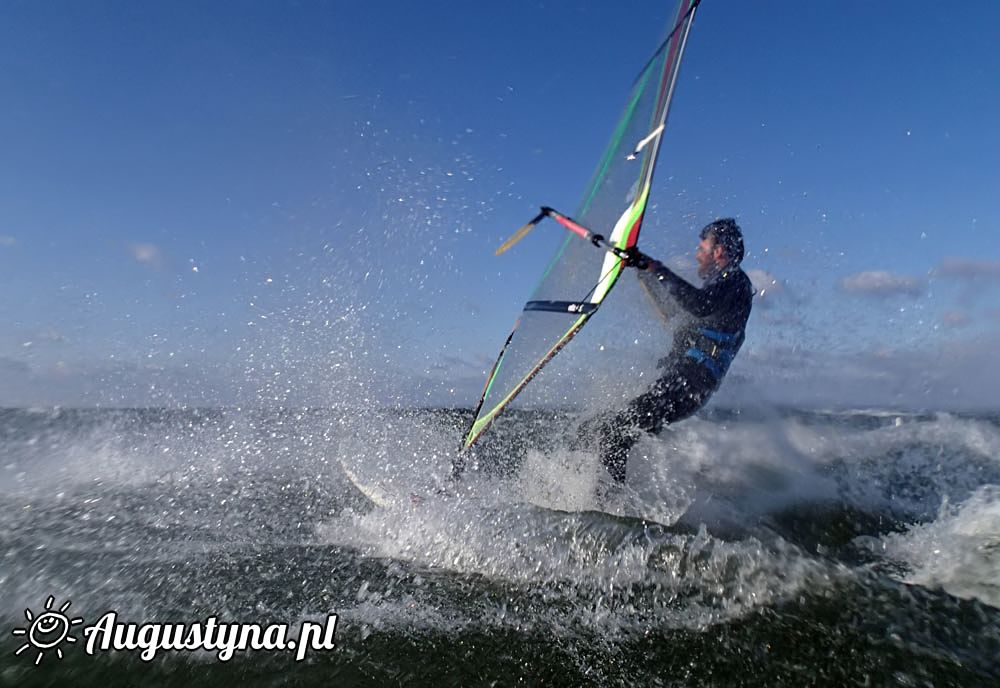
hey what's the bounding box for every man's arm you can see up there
[641,261,717,317]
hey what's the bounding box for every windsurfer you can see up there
[596,218,753,482]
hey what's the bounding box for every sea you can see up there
[1,405,998,687]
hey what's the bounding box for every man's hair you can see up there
[700,218,744,265]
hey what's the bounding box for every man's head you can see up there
[696,218,743,278]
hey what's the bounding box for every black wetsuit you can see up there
[597,263,754,482]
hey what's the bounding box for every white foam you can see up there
[880,486,1000,608]
[321,407,1000,635]
[318,480,833,635]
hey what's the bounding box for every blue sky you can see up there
[2,1,999,409]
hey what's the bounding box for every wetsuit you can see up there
[597,263,753,482]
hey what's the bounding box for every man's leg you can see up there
[597,384,671,483]
[598,374,712,483]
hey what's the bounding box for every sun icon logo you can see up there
[11,596,84,665]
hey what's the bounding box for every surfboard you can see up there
[340,460,398,508]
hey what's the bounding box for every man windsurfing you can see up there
[595,218,753,482]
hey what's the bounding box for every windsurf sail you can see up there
[462,0,700,451]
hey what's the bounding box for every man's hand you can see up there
[621,246,651,270]
[621,247,665,272]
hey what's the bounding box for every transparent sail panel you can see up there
[464,0,697,449]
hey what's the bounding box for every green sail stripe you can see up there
[463,312,589,449]
[578,68,653,217]
[531,67,653,293]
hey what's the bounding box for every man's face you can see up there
[696,237,719,278]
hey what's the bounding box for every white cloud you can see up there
[839,270,923,298]
[0,356,30,375]
[746,268,783,297]
[0,235,15,247]
[717,330,1000,411]
[129,242,162,266]
[23,327,66,344]
[934,257,1000,282]
[757,311,805,327]
[746,269,795,313]
[942,311,970,328]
